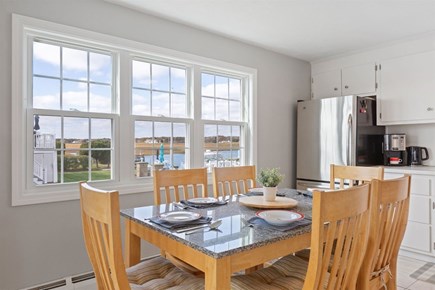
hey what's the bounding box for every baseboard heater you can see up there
[26,272,95,290]
[24,255,159,289]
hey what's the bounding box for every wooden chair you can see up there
[231,184,372,290]
[153,168,208,275]
[212,165,256,198]
[330,164,384,189]
[79,182,203,290]
[358,175,411,290]
[153,168,208,205]
[294,165,384,263]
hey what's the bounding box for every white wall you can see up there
[311,33,435,166]
[0,0,310,288]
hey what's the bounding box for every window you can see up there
[134,121,188,176]
[201,72,245,171]
[12,15,256,205]
[201,73,242,121]
[132,60,187,118]
[32,41,114,185]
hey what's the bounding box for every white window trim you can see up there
[12,14,257,206]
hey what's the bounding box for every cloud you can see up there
[132,60,186,89]
[34,94,60,110]
[152,92,170,116]
[63,91,87,111]
[171,94,186,117]
[202,83,214,96]
[202,77,241,100]
[33,42,111,75]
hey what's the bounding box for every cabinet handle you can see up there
[334,87,338,91]
[427,107,434,112]
[344,85,349,89]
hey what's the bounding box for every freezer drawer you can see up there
[296,180,330,191]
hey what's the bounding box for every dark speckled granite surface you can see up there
[121,189,312,259]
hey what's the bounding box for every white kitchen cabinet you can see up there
[311,63,376,99]
[377,50,435,125]
[385,169,435,260]
[311,69,341,99]
[341,63,376,96]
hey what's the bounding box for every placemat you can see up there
[149,215,212,230]
[247,216,311,232]
[180,199,228,208]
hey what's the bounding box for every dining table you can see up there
[121,189,313,290]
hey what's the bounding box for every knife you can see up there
[175,224,209,233]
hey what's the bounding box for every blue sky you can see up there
[33,41,242,142]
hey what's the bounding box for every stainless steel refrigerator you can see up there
[296,95,385,190]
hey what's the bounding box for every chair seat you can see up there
[231,255,311,290]
[127,256,204,290]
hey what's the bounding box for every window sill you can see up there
[12,179,154,206]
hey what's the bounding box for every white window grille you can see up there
[12,14,256,205]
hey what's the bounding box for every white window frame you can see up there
[12,14,257,206]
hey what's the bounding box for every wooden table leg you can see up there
[124,219,140,267]
[205,256,231,290]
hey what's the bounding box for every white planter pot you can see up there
[263,186,277,201]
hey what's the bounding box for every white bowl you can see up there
[256,210,304,226]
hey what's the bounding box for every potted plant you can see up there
[257,168,284,201]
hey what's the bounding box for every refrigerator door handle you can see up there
[347,114,353,166]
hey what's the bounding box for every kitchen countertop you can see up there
[384,165,435,175]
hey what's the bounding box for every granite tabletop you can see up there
[120,189,313,259]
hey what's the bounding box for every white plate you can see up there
[187,197,218,205]
[159,211,201,223]
[256,210,304,226]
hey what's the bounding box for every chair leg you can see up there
[386,257,398,290]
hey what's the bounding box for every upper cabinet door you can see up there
[341,63,376,96]
[378,50,435,125]
[312,69,341,99]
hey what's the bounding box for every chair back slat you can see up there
[330,164,384,189]
[212,166,256,197]
[304,184,371,290]
[153,168,208,204]
[358,175,411,290]
[80,182,131,290]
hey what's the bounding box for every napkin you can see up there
[180,199,227,208]
[247,216,311,232]
[149,215,212,230]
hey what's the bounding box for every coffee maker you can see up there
[383,134,407,166]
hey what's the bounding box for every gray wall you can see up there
[0,0,310,288]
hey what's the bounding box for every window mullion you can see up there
[118,51,133,183]
[192,66,203,168]
[88,117,92,181]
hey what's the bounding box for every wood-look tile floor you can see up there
[398,255,435,290]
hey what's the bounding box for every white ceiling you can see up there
[107,0,435,62]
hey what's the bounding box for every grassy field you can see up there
[62,170,111,183]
